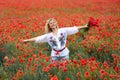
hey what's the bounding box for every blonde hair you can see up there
[45,18,59,33]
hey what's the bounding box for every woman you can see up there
[22,18,88,61]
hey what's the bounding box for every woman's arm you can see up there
[22,37,38,43]
[22,34,48,43]
[76,24,88,30]
[62,24,88,36]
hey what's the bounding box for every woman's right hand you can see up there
[22,40,29,44]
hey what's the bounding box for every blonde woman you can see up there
[22,18,88,61]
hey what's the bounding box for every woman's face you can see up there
[49,19,58,29]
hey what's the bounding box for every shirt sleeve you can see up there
[63,26,79,35]
[35,34,48,43]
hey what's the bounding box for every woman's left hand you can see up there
[84,24,89,28]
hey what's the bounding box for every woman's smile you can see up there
[49,20,58,29]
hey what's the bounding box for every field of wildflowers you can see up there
[0,0,120,80]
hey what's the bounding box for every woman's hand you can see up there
[22,39,29,44]
[84,24,89,28]
[77,24,89,30]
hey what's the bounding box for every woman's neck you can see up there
[52,28,58,33]
[51,28,58,37]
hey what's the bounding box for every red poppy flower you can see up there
[50,75,58,80]
[43,66,50,72]
[100,69,105,75]
[65,77,70,80]
[114,66,119,73]
[84,71,90,77]
[28,58,33,62]
[63,67,68,72]
[80,59,87,66]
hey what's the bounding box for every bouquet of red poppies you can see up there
[87,17,99,28]
[84,17,99,32]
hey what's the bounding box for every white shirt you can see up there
[35,26,79,57]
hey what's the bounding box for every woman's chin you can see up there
[51,26,57,29]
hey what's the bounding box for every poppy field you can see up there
[0,0,120,80]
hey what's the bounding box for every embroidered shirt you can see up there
[35,26,79,57]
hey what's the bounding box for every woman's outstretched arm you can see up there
[63,24,88,36]
[22,34,48,43]
[22,37,38,43]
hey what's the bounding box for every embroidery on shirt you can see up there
[59,33,65,47]
[50,36,58,48]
